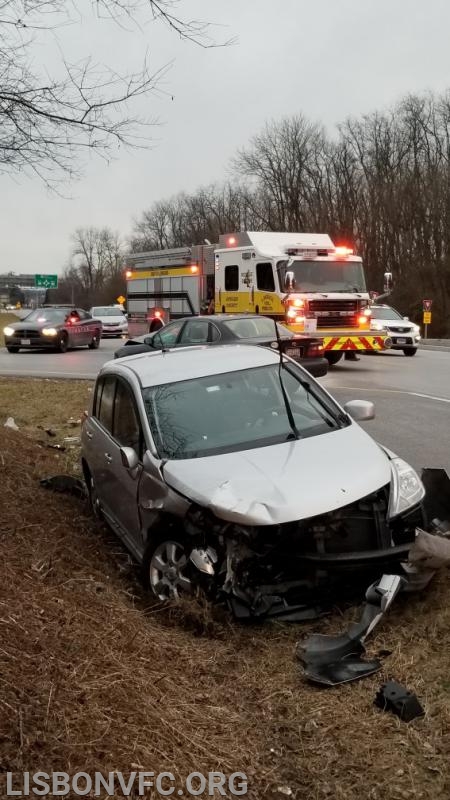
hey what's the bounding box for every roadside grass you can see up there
[0,377,90,472]
[0,380,449,799]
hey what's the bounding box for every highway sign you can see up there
[423,311,432,324]
[423,299,432,312]
[116,295,126,305]
[35,274,58,289]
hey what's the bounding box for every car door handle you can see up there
[104,453,112,463]
[85,430,93,439]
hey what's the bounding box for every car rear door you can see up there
[86,375,143,551]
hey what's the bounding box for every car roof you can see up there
[102,344,283,388]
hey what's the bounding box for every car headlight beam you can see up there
[3,326,15,336]
[42,327,58,336]
[388,457,425,518]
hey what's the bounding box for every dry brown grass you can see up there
[0,383,449,798]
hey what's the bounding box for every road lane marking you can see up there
[328,386,450,404]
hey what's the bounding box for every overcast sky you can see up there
[2,0,450,275]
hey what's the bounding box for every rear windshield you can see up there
[223,318,292,339]
[92,307,122,316]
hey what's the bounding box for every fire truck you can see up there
[125,231,391,364]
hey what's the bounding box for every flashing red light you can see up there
[292,298,304,308]
[228,236,236,246]
[335,246,354,256]
[69,316,78,324]
[125,269,133,279]
[153,310,162,318]
[358,315,368,325]
[190,265,199,273]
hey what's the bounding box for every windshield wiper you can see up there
[274,321,301,440]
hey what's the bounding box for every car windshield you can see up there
[223,318,292,339]
[24,309,67,323]
[142,363,344,460]
[280,260,367,292]
[92,307,120,316]
[370,307,403,320]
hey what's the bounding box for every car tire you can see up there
[142,533,193,600]
[404,348,417,356]
[6,346,19,353]
[58,333,69,353]
[325,351,343,366]
[88,332,100,349]
[83,464,102,519]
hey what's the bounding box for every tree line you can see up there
[57,91,450,334]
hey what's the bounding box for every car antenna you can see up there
[274,319,300,440]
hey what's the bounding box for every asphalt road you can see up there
[321,350,450,475]
[0,341,448,474]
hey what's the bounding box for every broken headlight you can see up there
[388,457,425,518]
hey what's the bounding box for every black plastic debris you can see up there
[40,475,87,499]
[297,574,403,686]
[374,680,425,722]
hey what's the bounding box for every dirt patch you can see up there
[0,420,449,797]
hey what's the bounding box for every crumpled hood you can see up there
[163,423,392,525]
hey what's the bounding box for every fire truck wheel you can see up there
[325,352,343,366]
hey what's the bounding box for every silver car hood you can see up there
[163,423,392,525]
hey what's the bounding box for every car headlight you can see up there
[42,327,58,336]
[3,326,15,336]
[388,457,425,518]
[412,324,420,334]
[371,321,384,331]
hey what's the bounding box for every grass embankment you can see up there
[0,380,449,799]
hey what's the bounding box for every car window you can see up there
[154,321,184,347]
[96,376,115,433]
[78,310,91,320]
[24,308,67,323]
[370,307,403,320]
[113,380,142,456]
[179,320,210,344]
[224,317,279,338]
[142,363,344,460]
[209,324,221,342]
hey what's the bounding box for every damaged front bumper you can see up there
[188,469,450,622]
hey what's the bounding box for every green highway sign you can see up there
[34,274,58,289]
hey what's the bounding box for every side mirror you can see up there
[343,400,375,422]
[284,271,296,292]
[403,316,409,321]
[151,333,162,349]
[120,446,139,471]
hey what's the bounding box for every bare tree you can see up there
[0,1,232,185]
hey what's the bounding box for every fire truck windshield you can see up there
[280,260,367,293]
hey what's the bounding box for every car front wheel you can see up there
[58,333,68,353]
[143,536,193,600]
[404,348,417,356]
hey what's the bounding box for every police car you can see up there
[3,306,103,353]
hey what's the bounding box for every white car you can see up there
[89,306,128,338]
[370,305,421,356]
[81,344,427,620]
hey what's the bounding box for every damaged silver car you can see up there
[81,344,430,620]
